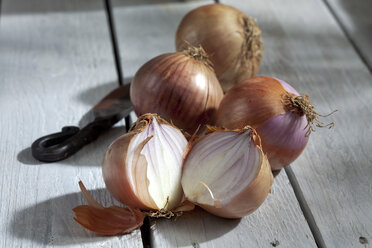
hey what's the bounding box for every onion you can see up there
[130,45,224,134]
[216,76,336,170]
[176,3,263,92]
[102,113,188,212]
[181,126,273,218]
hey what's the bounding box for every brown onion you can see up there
[216,76,335,170]
[176,3,263,92]
[130,45,224,134]
[181,126,273,218]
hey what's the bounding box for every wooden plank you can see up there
[325,0,372,71]
[112,1,317,247]
[222,0,372,247]
[151,172,316,248]
[0,0,142,247]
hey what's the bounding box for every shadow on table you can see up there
[150,207,241,246]
[9,189,129,246]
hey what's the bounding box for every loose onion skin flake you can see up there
[73,181,145,236]
[176,3,263,92]
[216,76,336,170]
[130,45,224,134]
[181,126,273,218]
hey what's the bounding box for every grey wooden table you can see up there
[0,0,371,247]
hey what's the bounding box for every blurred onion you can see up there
[176,3,263,92]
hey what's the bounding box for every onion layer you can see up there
[130,45,224,134]
[176,3,263,92]
[216,76,335,170]
[102,113,188,211]
[181,126,273,218]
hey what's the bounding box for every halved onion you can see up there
[102,113,188,211]
[181,126,273,218]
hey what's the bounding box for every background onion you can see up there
[216,76,312,170]
[130,46,223,134]
[176,3,263,92]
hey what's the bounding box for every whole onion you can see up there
[176,3,263,92]
[216,76,335,170]
[130,45,224,134]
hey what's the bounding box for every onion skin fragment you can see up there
[102,132,152,210]
[130,47,224,134]
[176,3,263,92]
[216,76,309,170]
[73,181,145,236]
[73,205,145,236]
[181,127,273,219]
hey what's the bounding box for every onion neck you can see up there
[182,42,213,69]
[283,92,337,136]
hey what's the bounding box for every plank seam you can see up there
[104,2,151,247]
[104,0,124,85]
[322,0,372,74]
[285,166,327,248]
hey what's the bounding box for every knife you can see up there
[31,83,133,162]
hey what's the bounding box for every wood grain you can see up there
[112,0,317,247]
[325,0,372,70]
[150,172,316,248]
[0,0,141,247]
[223,0,372,247]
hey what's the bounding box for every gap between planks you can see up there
[285,166,326,248]
[102,1,193,244]
[104,0,124,86]
[104,1,151,247]
[322,0,372,74]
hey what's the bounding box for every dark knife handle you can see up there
[31,121,110,162]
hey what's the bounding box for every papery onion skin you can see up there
[216,76,309,170]
[102,114,187,211]
[181,127,273,218]
[102,132,150,210]
[130,48,224,134]
[176,3,263,92]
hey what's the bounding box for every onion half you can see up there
[176,3,263,92]
[181,126,273,218]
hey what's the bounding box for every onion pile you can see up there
[130,44,223,134]
[176,3,263,92]
[216,76,335,170]
[72,3,336,237]
[73,114,274,234]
